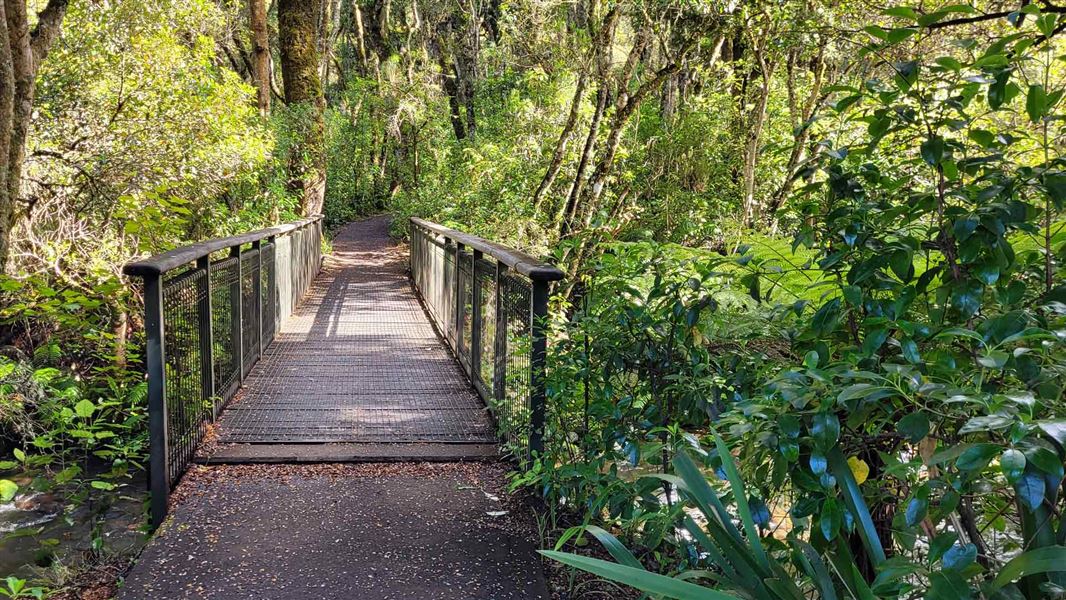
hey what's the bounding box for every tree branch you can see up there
[29,0,69,70]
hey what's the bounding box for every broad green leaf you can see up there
[811,413,841,449]
[820,497,842,541]
[1000,449,1026,484]
[1026,84,1048,122]
[862,328,890,356]
[956,443,999,471]
[988,70,1011,110]
[897,412,929,443]
[74,399,96,419]
[935,56,962,71]
[960,414,1013,434]
[928,570,974,600]
[1014,472,1046,511]
[968,129,995,148]
[943,543,977,571]
[810,452,828,475]
[889,249,913,281]
[0,479,16,502]
[905,496,928,526]
[987,546,1066,592]
[884,6,918,19]
[843,285,862,307]
[886,28,917,43]
[976,351,1008,369]
[1026,447,1064,479]
[951,281,983,318]
[539,551,740,600]
[1037,420,1066,447]
[921,136,945,166]
[900,338,921,363]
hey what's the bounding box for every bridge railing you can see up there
[124,216,323,527]
[409,218,563,463]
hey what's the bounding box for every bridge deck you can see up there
[212,215,495,449]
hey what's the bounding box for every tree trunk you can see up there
[766,47,831,226]
[740,50,774,227]
[531,68,587,216]
[556,83,606,237]
[0,0,69,273]
[555,6,619,237]
[249,0,271,116]
[279,0,327,216]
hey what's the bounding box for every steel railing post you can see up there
[528,278,550,463]
[196,256,216,420]
[144,273,170,530]
[230,245,244,385]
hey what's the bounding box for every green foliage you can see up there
[738,6,1066,597]
[0,578,43,600]
[0,348,147,498]
[518,240,794,561]
[530,5,1066,600]
[2,0,284,588]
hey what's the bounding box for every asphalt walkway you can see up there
[118,463,547,599]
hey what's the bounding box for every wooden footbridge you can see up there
[123,215,562,527]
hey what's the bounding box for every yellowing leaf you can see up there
[0,479,17,502]
[847,457,870,485]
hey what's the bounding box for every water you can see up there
[0,473,148,579]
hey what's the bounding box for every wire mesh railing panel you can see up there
[476,258,497,392]
[443,242,456,342]
[408,218,559,465]
[498,272,532,452]
[161,267,208,486]
[457,250,473,370]
[241,248,261,376]
[261,243,276,346]
[210,256,240,408]
[125,216,323,528]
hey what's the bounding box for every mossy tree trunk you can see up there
[249,0,271,117]
[279,0,326,216]
[0,0,69,273]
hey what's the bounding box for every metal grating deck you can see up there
[216,216,496,444]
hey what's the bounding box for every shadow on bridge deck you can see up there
[200,215,497,462]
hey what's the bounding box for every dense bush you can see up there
[540,6,1066,600]
[1,0,291,571]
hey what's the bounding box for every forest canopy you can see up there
[1,0,1066,598]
